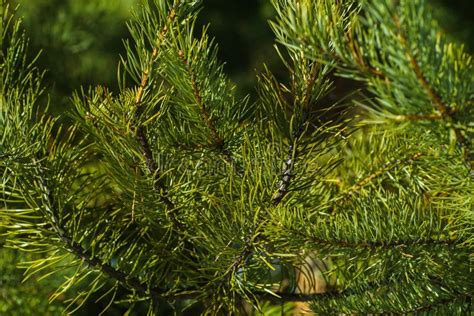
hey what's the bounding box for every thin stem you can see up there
[345,25,384,78]
[272,144,296,205]
[308,233,459,250]
[177,50,232,162]
[32,157,162,302]
[272,63,319,205]
[393,15,473,175]
[131,7,186,230]
[406,293,471,313]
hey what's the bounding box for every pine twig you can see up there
[345,25,384,78]
[325,152,422,216]
[407,293,471,314]
[272,63,319,205]
[393,15,473,175]
[272,144,296,205]
[131,7,186,230]
[344,152,422,197]
[228,63,321,293]
[177,50,233,162]
[32,157,162,302]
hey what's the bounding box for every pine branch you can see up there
[272,63,320,205]
[133,8,176,107]
[394,17,450,116]
[130,6,186,231]
[340,152,422,200]
[345,24,384,79]
[309,274,473,314]
[226,62,325,300]
[278,214,461,251]
[393,15,473,175]
[272,144,296,205]
[307,233,459,250]
[31,157,162,302]
[2,0,472,313]
[28,154,210,303]
[177,49,232,161]
[408,293,471,313]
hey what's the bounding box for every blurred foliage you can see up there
[0,243,65,315]
[14,0,277,108]
[13,0,473,106]
[15,0,134,113]
[431,0,474,53]
[2,0,473,314]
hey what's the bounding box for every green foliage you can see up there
[1,0,472,315]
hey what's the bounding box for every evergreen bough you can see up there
[1,0,472,314]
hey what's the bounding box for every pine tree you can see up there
[1,0,472,314]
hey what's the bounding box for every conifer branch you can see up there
[229,63,321,296]
[2,0,472,313]
[345,26,384,78]
[393,16,473,174]
[177,50,232,162]
[308,277,472,314]
[393,17,451,117]
[134,7,176,107]
[280,217,460,250]
[327,152,423,215]
[307,234,459,250]
[343,152,422,198]
[30,156,206,303]
[130,6,186,230]
[31,157,163,302]
[302,63,320,111]
[407,293,471,313]
[272,63,319,205]
[272,144,295,205]
[251,290,333,302]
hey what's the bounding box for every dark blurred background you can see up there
[1,0,472,314]
[12,0,474,111]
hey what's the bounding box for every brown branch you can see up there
[307,233,459,250]
[31,158,205,302]
[407,293,471,313]
[272,63,319,205]
[393,16,473,175]
[228,238,254,276]
[345,25,385,79]
[32,159,162,302]
[394,17,450,116]
[251,290,332,302]
[272,144,295,205]
[302,62,320,110]
[177,50,232,162]
[130,7,187,230]
[229,63,321,288]
[277,212,461,251]
[191,73,222,147]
